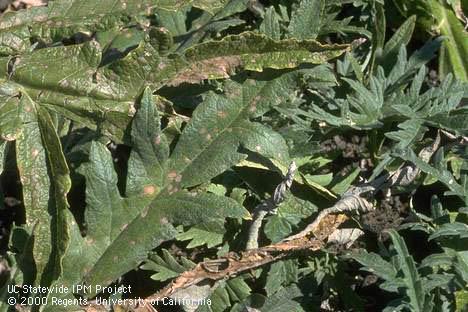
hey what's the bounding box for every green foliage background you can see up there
[0,0,467,311]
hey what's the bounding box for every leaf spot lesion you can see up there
[167,171,177,179]
[199,127,207,135]
[143,185,156,196]
[154,135,161,145]
[31,149,39,158]
[167,184,179,194]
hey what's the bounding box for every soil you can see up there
[320,134,374,176]
[319,133,414,311]
[320,133,409,223]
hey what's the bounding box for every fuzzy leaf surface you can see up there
[0,0,202,55]
[168,80,291,188]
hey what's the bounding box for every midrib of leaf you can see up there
[51,90,249,297]
[170,97,245,188]
[6,42,110,99]
[79,142,131,247]
[166,91,248,187]
[58,142,171,296]
[77,83,264,288]
[167,79,291,188]
[81,191,248,293]
[16,101,52,285]
[14,94,71,288]
[126,88,169,194]
[137,106,165,178]
[287,0,325,40]
[3,31,184,105]
[35,106,71,286]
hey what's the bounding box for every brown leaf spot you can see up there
[34,14,48,22]
[248,96,261,113]
[167,171,178,179]
[217,111,227,118]
[226,85,242,98]
[168,56,242,86]
[154,135,161,145]
[143,185,156,196]
[252,96,261,104]
[58,80,69,88]
[120,223,128,231]
[31,149,39,158]
[128,103,136,115]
